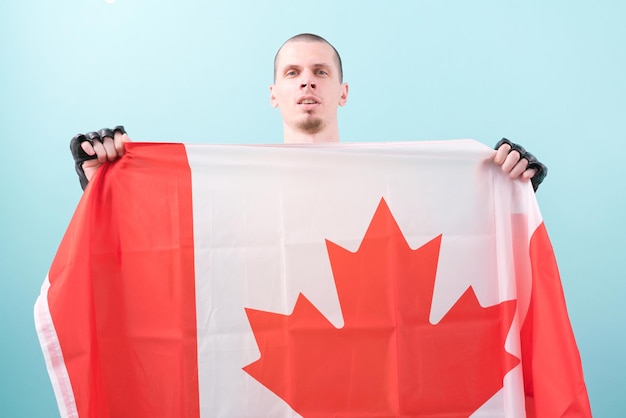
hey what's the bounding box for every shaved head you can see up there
[274,33,343,82]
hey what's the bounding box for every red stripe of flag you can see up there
[46,143,199,418]
[522,222,592,416]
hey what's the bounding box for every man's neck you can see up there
[282,124,340,144]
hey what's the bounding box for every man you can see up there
[70,33,546,189]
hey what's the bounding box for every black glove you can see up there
[495,138,548,192]
[70,126,126,190]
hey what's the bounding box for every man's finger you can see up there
[101,136,118,161]
[493,143,511,165]
[114,133,131,155]
[113,126,129,155]
[509,158,529,179]
[91,140,107,163]
[80,140,96,156]
[98,128,118,161]
[501,149,521,172]
[522,167,538,181]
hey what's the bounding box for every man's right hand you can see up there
[70,126,131,190]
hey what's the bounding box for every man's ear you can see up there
[269,85,279,108]
[339,83,349,107]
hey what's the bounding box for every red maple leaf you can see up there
[244,198,519,417]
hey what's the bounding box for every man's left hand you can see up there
[493,138,547,191]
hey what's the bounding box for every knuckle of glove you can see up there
[529,161,548,191]
[524,151,538,166]
[85,131,102,143]
[69,133,97,164]
[98,128,114,139]
[494,137,513,150]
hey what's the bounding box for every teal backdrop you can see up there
[1,0,624,416]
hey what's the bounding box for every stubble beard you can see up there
[296,112,324,134]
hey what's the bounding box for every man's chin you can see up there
[296,118,324,134]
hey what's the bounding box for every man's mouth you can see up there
[298,97,319,105]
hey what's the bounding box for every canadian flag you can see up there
[35,140,591,417]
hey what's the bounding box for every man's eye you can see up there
[316,70,328,75]
[286,70,298,76]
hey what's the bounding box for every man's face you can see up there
[270,40,348,142]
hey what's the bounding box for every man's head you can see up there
[271,33,349,143]
[273,34,344,83]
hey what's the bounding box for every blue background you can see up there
[1,0,624,416]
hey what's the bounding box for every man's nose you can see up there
[300,77,316,89]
